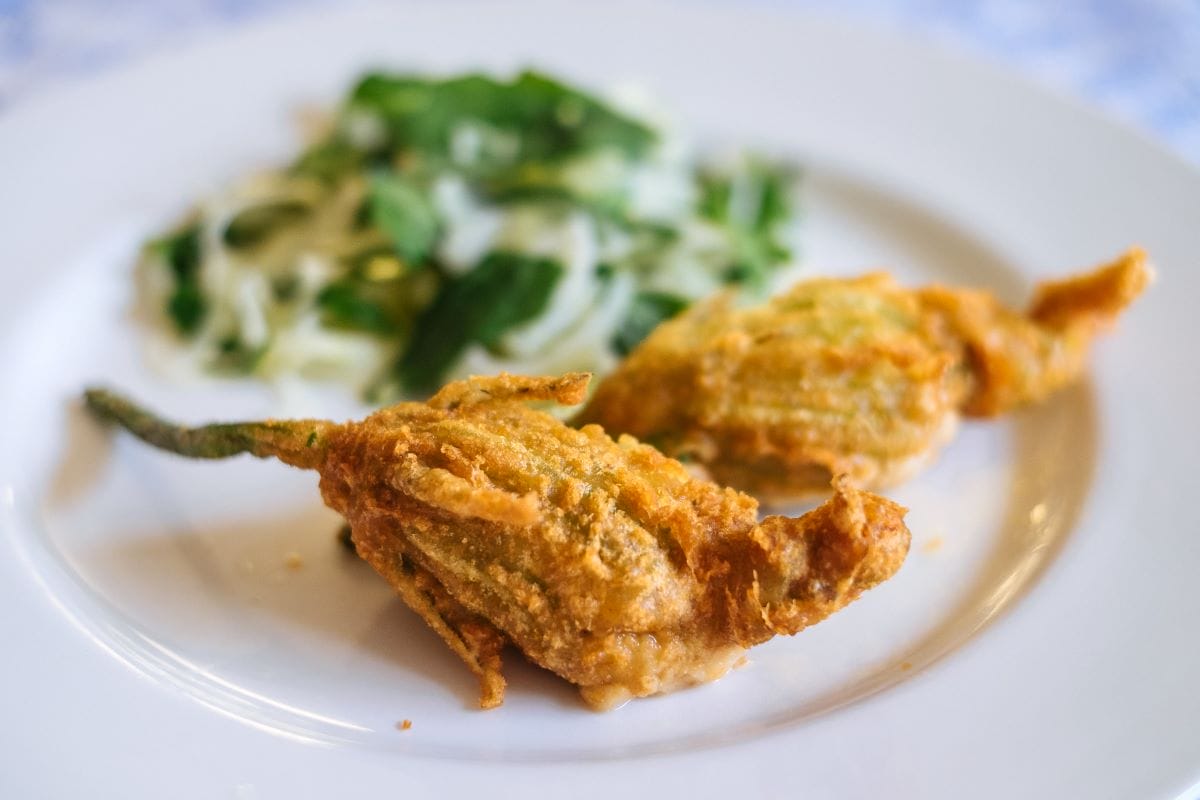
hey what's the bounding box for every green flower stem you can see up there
[83,388,333,469]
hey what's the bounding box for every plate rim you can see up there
[1,2,1198,797]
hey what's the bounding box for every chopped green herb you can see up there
[316,283,396,334]
[369,174,439,264]
[396,251,562,392]
[351,197,374,230]
[510,71,656,161]
[727,230,792,289]
[316,250,417,335]
[141,68,802,399]
[166,288,206,336]
[213,333,266,372]
[150,223,207,335]
[698,159,797,289]
[223,201,311,249]
[312,245,426,335]
[480,178,678,242]
[348,70,655,169]
[612,291,690,355]
[290,136,364,183]
[343,243,400,273]
[480,180,578,207]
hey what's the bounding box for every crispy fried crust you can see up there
[349,521,508,709]
[577,249,1150,500]
[85,373,911,710]
[918,248,1152,416]
[314,374,910,708]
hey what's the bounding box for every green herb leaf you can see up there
[396,251,563,392]
[612,291,689,356]
[316,281,405,335]
[506,71,656,162]
[223,201,311,249]
[316,248,415,335]
[290,136,365,183]
[167,287,206,334]
[150,223,207,335]
[213,333,267,373]
[348,70,655,169]
[369,173,439,264]
[697,158,798,289]
[480,179,678,243]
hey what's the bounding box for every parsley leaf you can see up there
[369,173,439,264]
[150,223,207,335]
[348,70,655,169]
[223,201,311,249]
[290,136,365,183]
[698,159,797,289]
[479,178,676,242]
[317,248,416,335]
[212,333,267,373]
[316,282,401,335]
[396,251,562,392]
[612,291,689,355]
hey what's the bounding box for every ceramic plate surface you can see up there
[1,3,1198,798]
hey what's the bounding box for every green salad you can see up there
[141,69,801,399]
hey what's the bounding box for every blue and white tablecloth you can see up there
[1,0,1198,165]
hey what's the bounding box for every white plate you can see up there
[2,3,1198,798]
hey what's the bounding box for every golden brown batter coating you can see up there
[85,374,910,709]
[576,249,1151,501]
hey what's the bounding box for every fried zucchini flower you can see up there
[85,373,909,709]
[577,249,1151,501]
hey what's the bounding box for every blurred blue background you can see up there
[1,0,1197,164]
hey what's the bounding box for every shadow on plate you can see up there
[756,380,1099,731]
